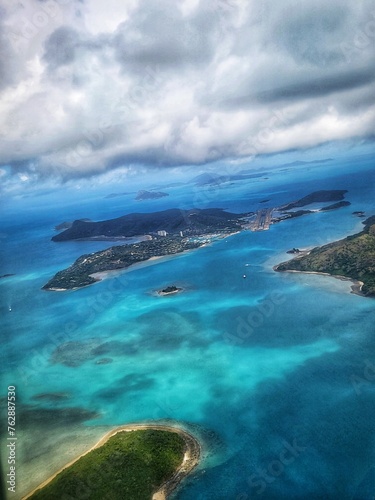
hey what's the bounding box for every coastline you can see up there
[22,423,201,500]
[89,250,199,284]
[45,231,240,291]
[274,266,366,297]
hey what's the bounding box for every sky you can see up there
[0,0,374,195]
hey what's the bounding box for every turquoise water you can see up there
[1,155,375,499]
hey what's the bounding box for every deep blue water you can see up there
[1,155,375,499]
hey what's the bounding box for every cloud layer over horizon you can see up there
[0,0,374,186]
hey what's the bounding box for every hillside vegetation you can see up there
[275,218,375,296]
[29,429,185,500]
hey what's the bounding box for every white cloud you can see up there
[0,0,374,187]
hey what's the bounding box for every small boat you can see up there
[243,274,247,279]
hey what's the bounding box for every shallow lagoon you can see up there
[1,156,375,499]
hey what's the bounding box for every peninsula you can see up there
[274,216,375,297]
[43,237,205,291]
[25,424,201,500]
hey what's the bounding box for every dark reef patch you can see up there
[18,405,100,429]
[31,392,71,402]
[95,373,156,401]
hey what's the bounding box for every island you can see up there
[353,211,366,217]
[286,248,301,254]
[251,190,351,230]
[320,200,351,211]
[136,190,169,201]
[274,216,375,297]
[158,285,183,296]
[25,424,201,500]
[104,192,132,199]
[44,191,353,290]
[44,207,252,290]
[189,171,267,186]
[51,208,247,242]
[43,237,208,291]
[278,190,348,211]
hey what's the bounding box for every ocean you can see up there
[1,154,375,499]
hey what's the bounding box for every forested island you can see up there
[27,426,200,500]
[43,237,205,291]
[52,208,246,242]
[278,189,347,211]
[275,216,375,297]
[158,285,183,296]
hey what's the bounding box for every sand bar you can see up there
[274,267,365,297]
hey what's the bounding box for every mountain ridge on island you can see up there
[51,208,247,242]
[278,190,347,211]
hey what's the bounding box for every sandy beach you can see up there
[23,423,201,500]
[274,267,366,297]
[89,231,241,284]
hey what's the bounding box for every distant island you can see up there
[135,190,169,201]
[158,285,183,296]
[190,171,267,187]
[51,208,247,242]
[274,216,375,297]
[278,190,348,211]
[104,192,133,199]
[26,424,201,500]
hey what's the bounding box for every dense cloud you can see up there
[0,0,374,185]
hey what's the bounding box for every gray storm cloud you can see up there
[0,0,374,182]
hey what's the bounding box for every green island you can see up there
[274,216,375,297]
[158,285,183,295]
[44,191,352,291]
[43,237,205,291]
[27,427,200,500]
